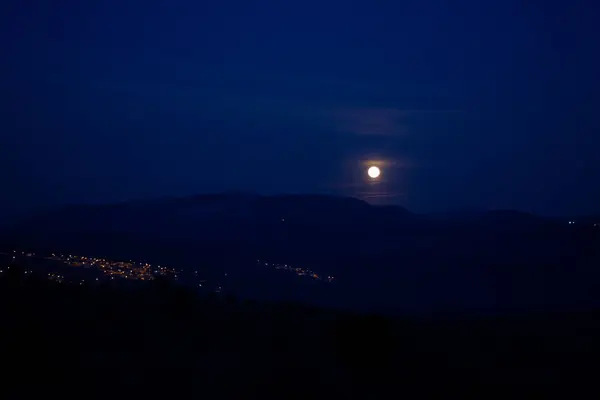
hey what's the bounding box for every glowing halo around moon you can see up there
[367,166,381,179]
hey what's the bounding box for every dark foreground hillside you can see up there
[1,261,599,398]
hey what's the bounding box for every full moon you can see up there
[367,166,380,178]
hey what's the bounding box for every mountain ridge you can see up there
[4,193,600,314]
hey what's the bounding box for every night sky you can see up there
[2,0,599,221]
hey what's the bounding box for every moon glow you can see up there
[367,166,380,178]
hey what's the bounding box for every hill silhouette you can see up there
[3,193,600,314]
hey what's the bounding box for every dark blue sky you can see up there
[2,0,599,219]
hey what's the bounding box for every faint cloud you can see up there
[333,108,407,136]
[331,108,462,136]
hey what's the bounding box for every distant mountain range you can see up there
[4,193,563,261]
[8,193,561,233]
[3,193,600,314]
